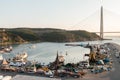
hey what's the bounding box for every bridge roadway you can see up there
[92,32,120,33]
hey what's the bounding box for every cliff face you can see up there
[0,28,100,43]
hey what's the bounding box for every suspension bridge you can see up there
[68,3,120,39]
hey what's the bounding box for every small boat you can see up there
[28,44,36,49]
[65,44,81,46]
[0,54,3,60]
[65,43,87,47]
[0,46,12,54]
[16,52,28,59]
[3,46,12,52]
[31,45,36,49]
[14,52,28,62]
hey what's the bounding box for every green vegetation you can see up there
[0,28,100,43]
[8,29,38,41]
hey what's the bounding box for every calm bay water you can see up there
[2,36,120,65]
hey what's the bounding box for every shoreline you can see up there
[62,42,120,80]
[0,42,120,80]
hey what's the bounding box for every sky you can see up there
[1,0,120,32]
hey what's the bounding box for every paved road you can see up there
[106,43,120,80]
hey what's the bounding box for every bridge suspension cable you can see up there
[66,7,120,37]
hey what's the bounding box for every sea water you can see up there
[2,36,120,65]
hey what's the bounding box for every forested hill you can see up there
[0,28,100,43]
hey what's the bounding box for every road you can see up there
[106,43,120,80]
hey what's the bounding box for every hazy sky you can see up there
[1,0,120,32]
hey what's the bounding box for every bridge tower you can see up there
[100,5,104,39]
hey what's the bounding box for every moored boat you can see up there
[13,52,28,62]
[0,46,12,53]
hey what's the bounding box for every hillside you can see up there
[0,29,25,44]
[0,28,100,43]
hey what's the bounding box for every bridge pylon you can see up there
[100,6,104,40]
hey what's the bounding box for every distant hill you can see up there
[0,29,25,44]
[0,28,100,43]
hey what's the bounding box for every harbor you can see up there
[1,0,120,79]
[0,37,119,80]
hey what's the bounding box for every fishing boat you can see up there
[16,52,28,59]
[0,45,13,54]
[0,54,3,60]
[14,52,28,62]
